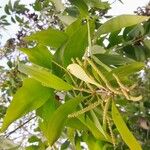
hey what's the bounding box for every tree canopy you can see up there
[0,0,150,149]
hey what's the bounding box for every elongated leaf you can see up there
[47,96,83,145]
[24,28,68,49]
[18,63,73,91]
[112,102,142,150]
[94,54,134,66]
[67,63,102,87]
[78,116,111,142]
[95,15,149,38]
[63,22,88,66]
[65,118,88,130]
[36,94,56,137]
[65,18,82,36]
[20,45,52,69]
[85,135,103,150]
[36,93,56,125]
[1,78,51,132]
[110,62,144,77]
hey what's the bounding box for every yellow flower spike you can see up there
[112,73,129,92]
[86,58,122,95]
[103,98,111,128]
[68,99,102,118]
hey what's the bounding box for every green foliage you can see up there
[112,101,142,150]
[24,28,68,49]
[1,0,150,149]
[95,15,149,38]
[18,63,73,91]
[46,96,82,145]
[1,78,51,132]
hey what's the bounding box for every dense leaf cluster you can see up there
[0,0,150,149]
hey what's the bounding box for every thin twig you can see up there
[6,116,36,138]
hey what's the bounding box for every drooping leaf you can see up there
[18,63,73,91]
[110,62,144,77]
[112,101,142,150]
[63,22,88,66]
[93,54,134,66]
[24,28,68,49]
[95,15,149,38]
[78,115,112,143]
[1,78,51,132]
[20,44,52,69]
[46,96,83,145]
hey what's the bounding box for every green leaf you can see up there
[65,18,82,36]
[134,45,146,62]
[112,101,142,150]
[84,0,110,10]
[0,78,51,132]
[24,28,68,49]
[68,0,88,17]
[93,54,134,66]
[63,22,88,66]
[36,94,56,136]
[46,96,83,145]
[110,62,144,77]
[95,15,149,38]
[18,63,73,91]
[65,118,88,130]
[78,116,111,142]
[143,39,150,57]
[20,44,52,69]
[4,5,10,15]
[85,135,103,150]
[37,99,56,124]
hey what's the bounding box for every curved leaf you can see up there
[112,101,142,150]
[63,22,88,66]
[93,54,134,66]
[78,116,112,143]
[19,63,73,91]
[20,44,52,69]
[1,78,51,132]
[95,15,149,38]
[24,28,68,49]
[47,96,83,146]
